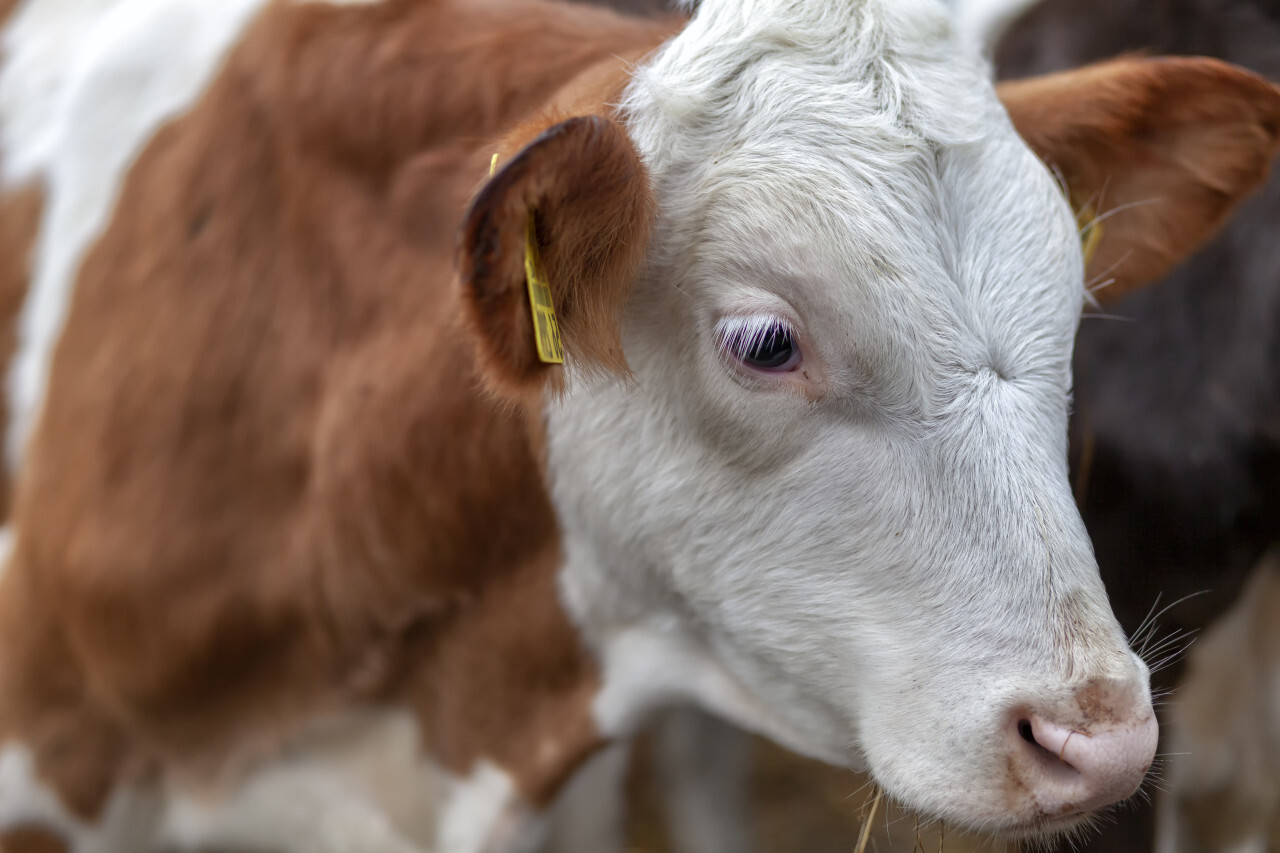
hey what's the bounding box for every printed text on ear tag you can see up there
[1077,205,1104,267]
[524,213,565,364]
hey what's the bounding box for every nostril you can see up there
[1021,714,1079,767]
[1018,717,1070,767]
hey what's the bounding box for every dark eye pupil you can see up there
[744,326,795,369]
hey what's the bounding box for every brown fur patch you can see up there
[0,0,22,30]
[0,827,69,853]
[0,0,678,831]
[999,57,1280,301]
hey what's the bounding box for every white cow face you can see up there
[465,0,1280,836]
[549,1,1145,834]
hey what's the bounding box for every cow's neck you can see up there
[302,347,606,808]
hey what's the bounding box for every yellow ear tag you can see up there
[1077,206,1104,267]
[490,153,565,364]
[523,214,566,364]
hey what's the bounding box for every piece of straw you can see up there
[854,788,883,853]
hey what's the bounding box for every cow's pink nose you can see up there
[1012,705,1158,816]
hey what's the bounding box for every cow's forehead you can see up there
[657,132,1083,393]
[680,171,1079,430]
[626,0,1001,166]
[627,0,1086,365]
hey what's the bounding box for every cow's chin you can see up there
[865,755,1137,848]
[915,795,1115,848]
[991,807,1114,849]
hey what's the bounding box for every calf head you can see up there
[462,0,1280,837]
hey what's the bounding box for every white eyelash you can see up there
[715,315,793,360]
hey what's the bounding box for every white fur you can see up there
[577,616,821,759]
[437,762,542,853]
[160,712,443,853]
[2,713,456,853]
[0,0,127,187]
[0,746,84,842]
[1,0,269,469]
[551,0,1149,834]
[0,745,161,853]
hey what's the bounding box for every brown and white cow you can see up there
[0,0,1278,851]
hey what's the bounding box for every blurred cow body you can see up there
[1162,551,1280,853]
[0,3,679,850]
[1,1,1278,852]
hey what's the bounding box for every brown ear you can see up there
[999,57,1280,302]
[459,115,653,396]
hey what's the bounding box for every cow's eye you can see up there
[718,316,801,373]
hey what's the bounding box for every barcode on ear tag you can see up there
[524,213,565,364]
